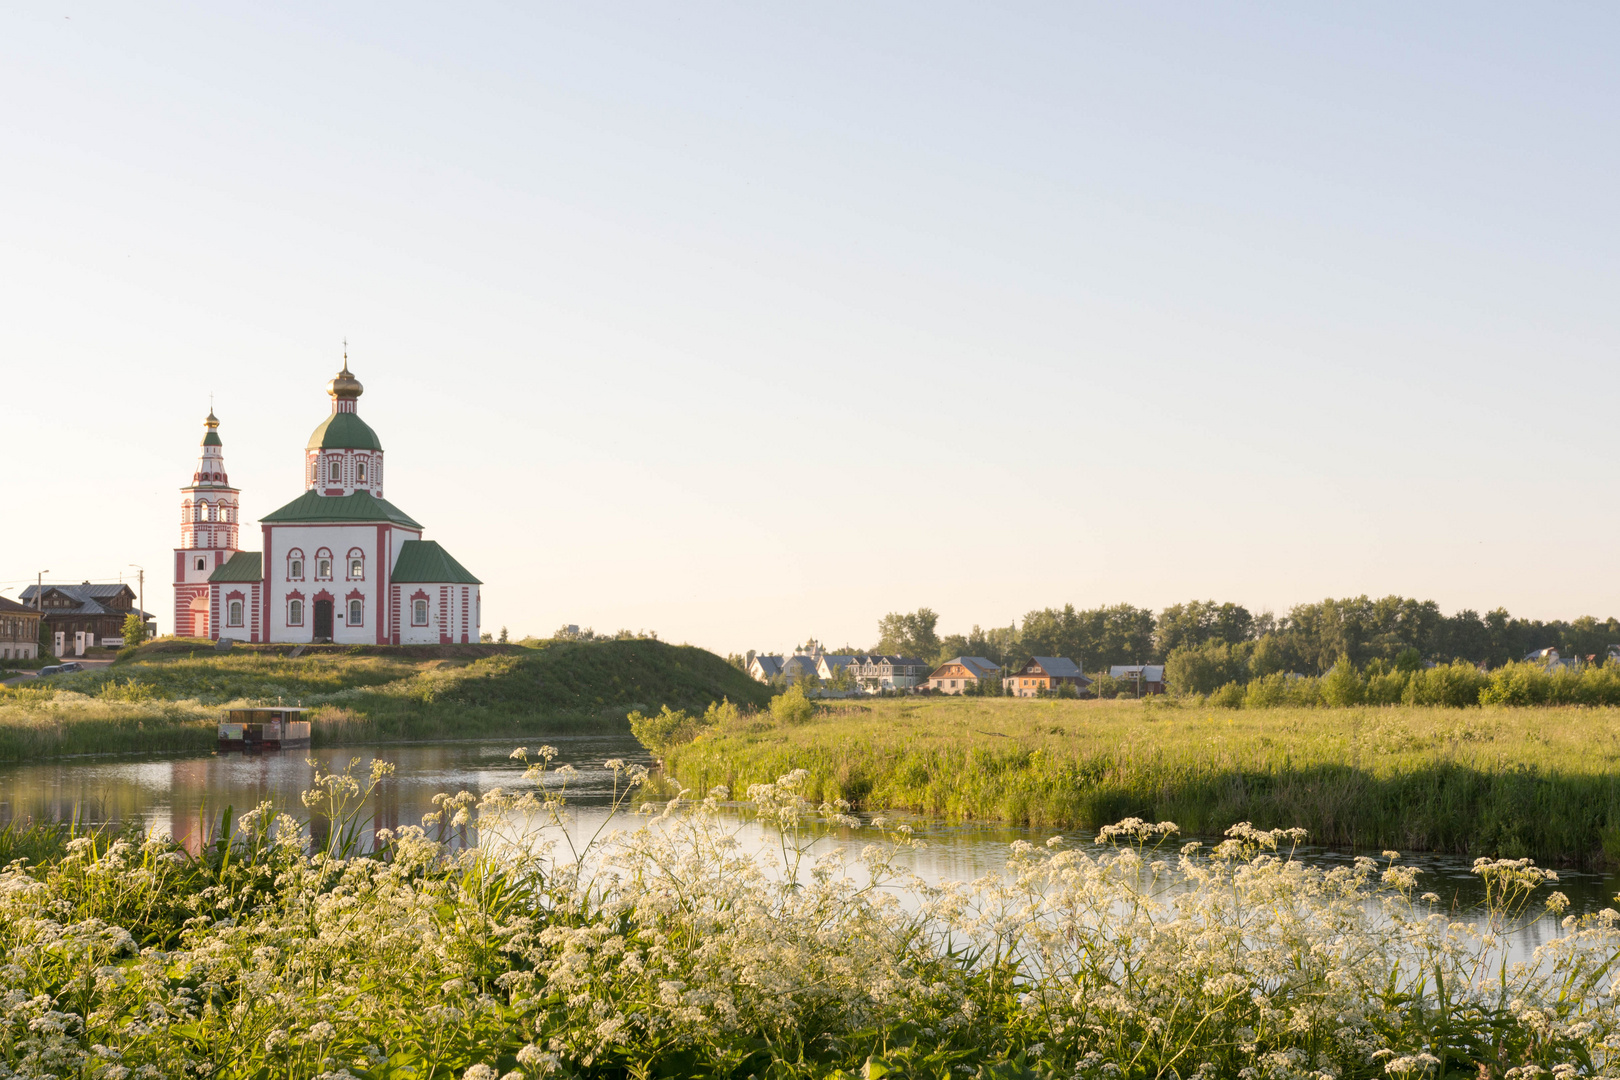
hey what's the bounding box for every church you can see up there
[172,358,482,645]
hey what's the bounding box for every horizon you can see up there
[6,5,1618,655]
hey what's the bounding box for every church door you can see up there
[313,600,333,642]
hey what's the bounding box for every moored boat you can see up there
[217,707,312,752]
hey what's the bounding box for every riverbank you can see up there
[0,637,768,761]
[660,695,1620,864]
[2,761,1611,1079]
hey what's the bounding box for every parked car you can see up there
[38,663,83,676]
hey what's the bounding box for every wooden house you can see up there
[0,596,42,662]
[927,656,1001,694]
[1008,656,1089,697]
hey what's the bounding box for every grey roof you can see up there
[781,655,820,677]
[1030,656,1085,679]
[0,595,35,615]
[1109,664,1165,681]
[819,654,856,667]
[935,656,1001,679]
[20,584,142,616]
[750,655,783,678]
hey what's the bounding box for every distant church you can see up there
[173,358,482,644]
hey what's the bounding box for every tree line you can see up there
[865,597,1620,676]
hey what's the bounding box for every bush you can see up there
[1365,667,1410,705]
[1405,660,1488,707]
[770,684,816,725]
[1165,641,1247,696]
[1089,672,1123,699]
[630,699,740,756]
[1242,672,1283,708]
[1208,681,1245,708]
[1320,657,1365,707]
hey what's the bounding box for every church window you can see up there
[348,549,365,579]
[196,500,208,521]
[356,461,366,482]
[329,459,341,483]
[349,598,363,626]
[317,558,332,580]
[412,599,428,625]
[288,599,303,626]
[195,557,205,571]
[227,600,243,627]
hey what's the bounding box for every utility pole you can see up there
[35,571,46,610]
[128,565,145,639]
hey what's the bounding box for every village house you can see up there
[1006,656,1089,697]
[1109,664,1166,695]
[747,655,784,682]
[816,654,856,681]
[926,656,1001,694]
[850,655,930,693]
[0,596,42,662]
[19,583,154,652]
[779,654,821,682]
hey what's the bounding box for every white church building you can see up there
[172,359,481,645]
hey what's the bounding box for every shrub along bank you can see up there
[0,638,769,761]
[657,695,1620,864]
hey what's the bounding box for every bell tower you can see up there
[173,410,242,638]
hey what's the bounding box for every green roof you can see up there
[202,431,222,447]
[391,540,481,584]
[208,552,263,583]
[260,489,423,527]
[307,411,382,451]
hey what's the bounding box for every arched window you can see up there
[348,598,363,626]
[315,549,333,579]
[287,549,304,580]
[412,599,428,626]
[227,600,243,627]
[347,548,365,580]
[288,599,304,626]
[329,458,341,483]
[196,500,208,522]
[195,557,206,571]
[356,460,366,482]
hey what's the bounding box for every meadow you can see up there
[660,695,1620,865]
[0,756,1613,1079]
[0,638,768,761]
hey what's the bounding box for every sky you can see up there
[3,4,1618,655]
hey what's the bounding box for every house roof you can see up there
[209,552,264,584]
[0,595,36,615]
[781,655,819,676]
[933,656,1001,679]
[390,540,481,584]
[751,655,784,677]
[261,489,422,527]
[1029,656,1085,679]
[819,654,856,667]
[1109,664,1165,681]
[306,411,382,451]
[19,583,141,616]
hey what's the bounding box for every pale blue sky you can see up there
[4,4,1617,653]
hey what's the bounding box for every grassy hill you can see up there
[0,638,770,761]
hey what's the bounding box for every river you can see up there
[3,732,1613,963]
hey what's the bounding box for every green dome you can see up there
[307,411,382,451]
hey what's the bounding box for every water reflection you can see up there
[3,734,1615,962]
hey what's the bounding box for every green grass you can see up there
[661,695,1620,863]
[0,638,769,761]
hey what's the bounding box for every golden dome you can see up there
[327,360,363,401]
